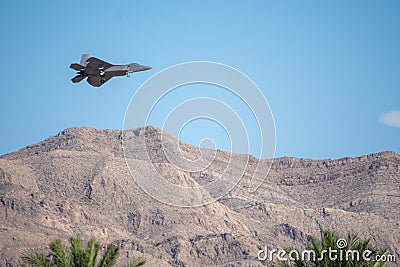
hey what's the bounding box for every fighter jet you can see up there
[70,54,151,87]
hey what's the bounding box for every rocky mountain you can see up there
[0,126,399,266]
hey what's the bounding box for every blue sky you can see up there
[1,1,399,159]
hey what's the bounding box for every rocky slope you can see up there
[0,127,399,266]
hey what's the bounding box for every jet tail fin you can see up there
[80,54,90,66]
[71,75,85,83]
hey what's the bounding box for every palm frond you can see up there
[85,238,100,267]
[125,257,146,267]
[49,239,71,267]
[372,260,388,267]
[98,244,119,267]
[272,261,291,267]
[21,251,52,267]
[70,237,85,267]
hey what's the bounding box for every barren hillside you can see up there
[0,127,399,266]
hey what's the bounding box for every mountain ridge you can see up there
[2,126,397,161]
[0,126,399,266]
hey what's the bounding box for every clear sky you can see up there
[1,0,399,159]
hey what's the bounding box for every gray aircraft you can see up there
[70,54,151,87]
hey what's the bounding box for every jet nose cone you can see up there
[129,63,152,73]
[129,64,151,72]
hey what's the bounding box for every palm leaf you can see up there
[125,257,146,267]
[49,239,71,267]
[98,244,119,267]
[21,251,52,267]
[85,238,100,267]
[70,237,85,267]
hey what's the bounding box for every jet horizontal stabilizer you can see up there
[70,63,85,71]
[71,75,85,83]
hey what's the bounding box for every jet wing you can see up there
[86,57,113,70]
[86,75,112,87]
